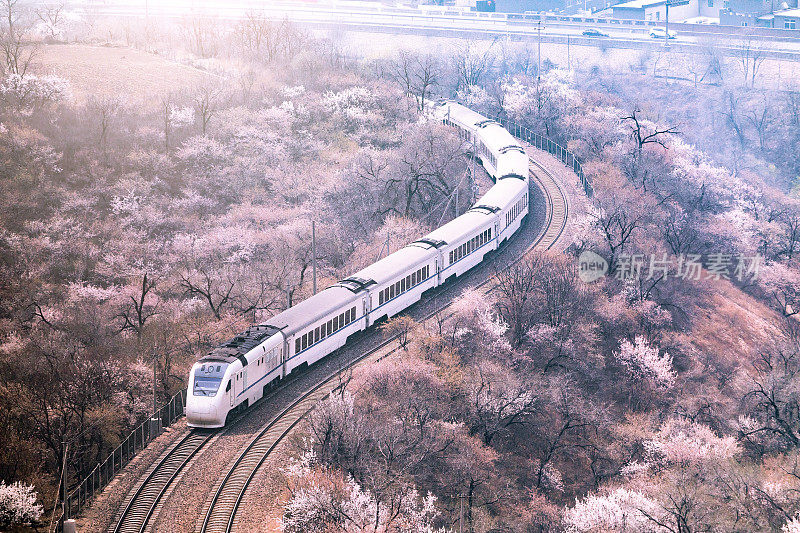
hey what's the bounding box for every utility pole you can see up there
[567,35,571,71]
[153,351,158,414]
[312,220,317,295]
[664,0,688,43]
[61,441,67,525]
[535,21,545,78]
[459,494,463,533]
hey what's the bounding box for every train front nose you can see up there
[186,395,225,428]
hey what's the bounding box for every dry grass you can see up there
[690,277,783,370]
[33,44,219,109]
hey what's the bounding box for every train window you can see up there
[389,284,395,299]
[395,281,401,294]
[401,278,406,292]
[379,291,384,305]
[302,334,308,350]
[295,338,301,353]
[225,381,231,392]
[406,275,411,288]
[351,307,356,322]
[314,327,320,343]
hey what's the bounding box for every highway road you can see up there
[64,0,800,60]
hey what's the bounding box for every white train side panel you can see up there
[186,101,531,428]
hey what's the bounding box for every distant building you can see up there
[718,0,795,25]
[495,0,571,11]
[610,0,720,21]
[770,6,800,26]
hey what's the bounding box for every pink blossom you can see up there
[614,336,676,389]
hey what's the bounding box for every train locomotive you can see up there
[186,101,530,428]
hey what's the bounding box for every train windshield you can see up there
[193,363,228,397]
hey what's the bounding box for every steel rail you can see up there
[199,151,569,533]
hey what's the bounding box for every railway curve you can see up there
[102,116,581,533]
[196,152,571,533]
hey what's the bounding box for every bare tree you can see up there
[622,108,679,159]
[387,51,440,112]
[780,211,800,261]
[380,316,416,350]
[494,254,544,345]
[236,12,298,63]
[1,0,36,76]
[742,347,800,448]
[182,15,218,58]
[721,90,747,148]
[452,39,497,92]
[117,273,158,337]
[35,3,64,42]
[88,95,122,160]
[745,96,773,152]
[466,363,539,446]
[737,35,768,88]
[194,84,220,136]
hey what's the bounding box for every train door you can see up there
[279,331,288,380]
[435,258,440,285]
[363,296,371,328]
[228,379,234,407]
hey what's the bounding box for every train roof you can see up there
[349,245,436,287]
[478,123,522,155]
[423,210,495,245]
[264,286,361,336]
[475,179,529,210]
[200,324,283,366]
[441,102,485,131]
[496,149,530,178]
[438,101,522,154]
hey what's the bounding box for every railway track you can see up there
[196,153,569,533]
[107,142,570,533]
[109,430,216,533]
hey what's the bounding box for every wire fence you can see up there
[496,117,593,198]
[63,389,187,521]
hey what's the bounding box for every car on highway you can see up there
[649,27,678,39]
[582,28,609,37]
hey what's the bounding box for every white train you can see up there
[186,102,530,428]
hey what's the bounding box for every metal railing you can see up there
[497,117,593,197]
[64,389,187,520]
